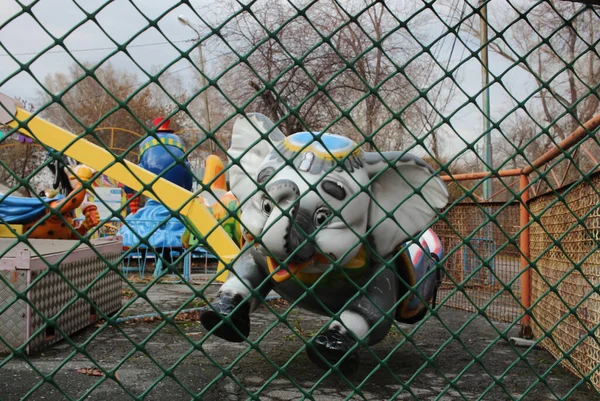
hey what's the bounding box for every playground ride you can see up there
[0,163,100,240]
[118,118,192,251]
[0,93,447,373]
[0,93,240,277]
[199,113,449,373]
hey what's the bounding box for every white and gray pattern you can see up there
[0,251,121,354]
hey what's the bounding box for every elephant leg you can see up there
[200,251,271,342]
[307,267,398,373]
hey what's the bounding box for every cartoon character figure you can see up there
[139,117,192,190]
[0,165,100,239]
[118,118,192,251]
[200,114,449,373]
[39,151,78,197]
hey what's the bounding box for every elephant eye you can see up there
[313,207,332,227]
[261,197,273,215]
[321,180,346,200]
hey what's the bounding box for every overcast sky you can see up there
[1,0,210,97]
[0,0,539,162]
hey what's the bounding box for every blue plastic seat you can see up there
[153,247,192,282]
[121,246,149,279]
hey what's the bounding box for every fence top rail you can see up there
[441,169,521,182]
[521,114,600,175]
[526,168,600,204]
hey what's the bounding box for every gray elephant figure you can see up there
[200,113,449,373]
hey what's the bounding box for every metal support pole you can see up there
[480,0,492,200]
[519,174,532,339]
[179,15,213,153]
[197,44,214,153]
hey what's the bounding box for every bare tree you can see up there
[464,0,600,185]
[211,0,454,154]
[0,98,48,195]
[38,62,188,160]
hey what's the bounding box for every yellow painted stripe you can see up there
[139,137,186,157]
[0,224,23,238]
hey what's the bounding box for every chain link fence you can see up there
[2,0,600,400]
[434,202,522,323]
[529,171,600,393]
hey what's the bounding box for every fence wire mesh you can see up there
[434,202,522,324]
[529,171,600,393]
[2,0,600,400]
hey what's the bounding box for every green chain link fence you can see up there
[2,0,600,399]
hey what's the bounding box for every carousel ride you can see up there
[0,93,240,282]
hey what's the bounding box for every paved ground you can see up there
[1,276,599,401]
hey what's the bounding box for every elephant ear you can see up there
[364,152,448,258]
[227,113,285,204]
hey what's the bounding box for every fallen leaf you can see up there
[76,368,104,377]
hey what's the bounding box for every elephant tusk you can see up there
[266,246,369,283]
[267,257,312,283]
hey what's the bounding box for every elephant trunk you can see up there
[261,180,315,262]
[284,208,315,262]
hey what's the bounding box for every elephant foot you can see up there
[200,293,250,343]
[307,327,360,374]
